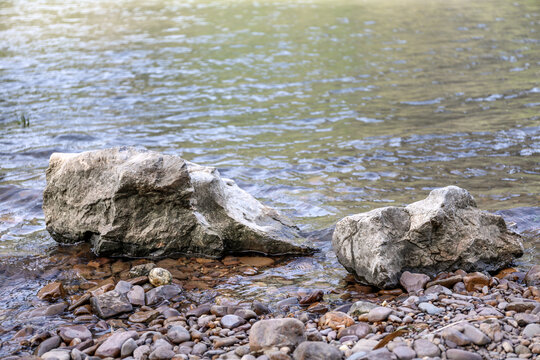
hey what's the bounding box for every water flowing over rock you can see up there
[332,186,524,288]
[43,147,313,258]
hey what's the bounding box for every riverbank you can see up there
[1,246,538,360]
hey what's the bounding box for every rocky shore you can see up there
[3,256,539,360]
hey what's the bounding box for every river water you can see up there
[0,0,539,349]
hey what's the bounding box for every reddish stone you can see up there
[318,311,354,330]
[37,282,65,301]
[463,272,490,292]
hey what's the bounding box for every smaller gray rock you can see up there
[91,290,133,319]
[446,349,482,360]
[36,335,61,357]
[95,330,138,358]
[462,324,490,345]
[41,349,70,360]
[392,345,416,360]
[337,323,371,339]
[524,265,540,287]
[167,325,191,344]
[413,339,440,358]
[122,338,138,357]
[221,314,246,329]
[192,342,207,356]
[133,345,151,360]
[127,285,145,306]
[59,325,92,343]
[514,312,539,326]
[292,341,342,360]
[424,284,452,295]
[348,301,378,317]
[149,346,175,360]
[249,318,306,352]
[418,302,443,315]
[522,323,540,338]
[129,263,156,277]
[442,327,471,346]
[400,271,430,293]
[367,307,393,322]
[115,280,133,294]
[363,348,393,360]
[145,284,182,306]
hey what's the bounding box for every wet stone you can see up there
[37,282,65,301]
[129,310,160,323]
[463,272,490,292]
[186,304,211,317]
[148,267,172,287]
[129,263,156,277]
[127,285,145,306]
[524,265,540,287]
[145,285,182,306]
[91,290,133,319]
[95,330,138,358]
[58,325,92,342]
[25,303,67,318]
[36,335,61,357]
[115,280,133,294]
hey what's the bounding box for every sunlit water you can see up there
[0,0,539,345]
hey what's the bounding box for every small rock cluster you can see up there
[4,263,539,360]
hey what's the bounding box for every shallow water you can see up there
[0,0,539,347]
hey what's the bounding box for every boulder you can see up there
[332,186,523,288]
[43,147,312,258]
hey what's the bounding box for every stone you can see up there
[514,313,539,326]
[332,186,523,288]
[127,285,145,306]
[446,349,482,360]
[463,272,490,292]
[249,319,306,352]
[149,346,176,360]
[221,314,246,329]
[413,339,440,358]
[129,310,160,323]
[318,311,354,330]
[91,290,133,318]
[145,284,182,305]
[115,280,133,294]
[418,302,443,315]
[515,345,531,355]
[524,265,540,286]
[134,345,151,360]
[121,338,138,358]
[36,336,61,357]
[95,330,138,358]
[292,341,342,360]
[25,303,67,318]
[337,323,371,339]
[442,327,471,346]
[41,349,70,360]
[399,271,430,293]
[347,301,378,317]
[462,324,490,345]
[43,147,313,257]
[129,263,156,277]
[392,346,416,360]
[37,282,65,301]
[367,307,393,322]
[361,348,393,360]
[522,323,540,338]
[58,325,92,342]
[235,308,257,320]
[167,325,191,344]
[506,301,536,312]
[149,268,172,287]
[426,275,462,289]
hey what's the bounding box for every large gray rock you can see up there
[332,186,523,288]
[43,147,312,258]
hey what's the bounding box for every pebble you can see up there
[148,267,173,287]
[37,282,65,301]
[462,324,490,345]
[367,307,393,322]
[522,323,540,338]
[392,345,416,360]
[167,325,191,344]
[221,314,247,329]
[413,339,440,358]
[418,302,443,315]
[446,348,483,360]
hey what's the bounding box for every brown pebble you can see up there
[37,282,65,301]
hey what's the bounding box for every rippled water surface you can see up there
[0,0,539,330]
